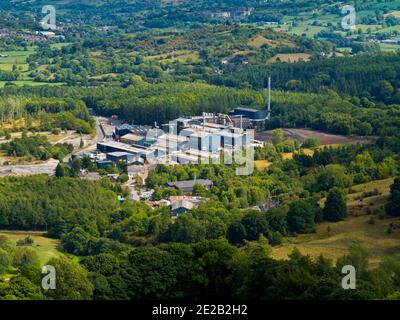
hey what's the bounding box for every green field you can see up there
[144,50,201,64]
[385,10,400,19]
[268,53,311,63]
[0,47,36,64]
[0,231,62,266]
[0,64,29,72]
[272,178,397,268]
[0,81,66,88]
[347,178,394,215]
[0,46,67,86]
[50,42,72,49]
[272,215,400,269]
[0,48,35,74]
[380,43,400,52]
[276,0,400,41]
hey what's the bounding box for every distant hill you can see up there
[1,0,399,32]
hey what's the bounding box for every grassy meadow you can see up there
[272,178,397,268]
[0,231,62,266]
[0,45,66,86]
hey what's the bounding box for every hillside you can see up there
[0,0,399,303]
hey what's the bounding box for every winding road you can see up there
[62,115,105,164]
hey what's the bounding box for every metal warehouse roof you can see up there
[166,179,214,189]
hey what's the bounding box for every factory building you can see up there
[229,107,268,123]
[106,152,136,164]
[162,117,201,135]
[96,160,114,169]
[115,124,151,138]
[218,131,246,148]
[97,141,154,160]
[119,133,145,146]
[189,131,221,153]
[93,111,257,170]
[149,134,189,157]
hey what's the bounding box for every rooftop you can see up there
[180,128,196,137]
[107,152,133,157]
[203,122,229,130]
[166,179,213,190]
[190,131,211,138]
[184,148,220,158]
[97,160,113,164]
[116,124,151,135]
[218,131,244,139]
[157,134,189,143]
[98,141,150,155]
[169,196,205,203]
[116,124,135,130]
[232,107,261,113]
[120,133,144,141]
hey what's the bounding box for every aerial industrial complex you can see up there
[71,104,270,215]
[74,106,267,170]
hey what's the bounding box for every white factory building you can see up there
[94,112,257,167]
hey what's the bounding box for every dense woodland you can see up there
[0,135,399,299]
[2,81,399,137]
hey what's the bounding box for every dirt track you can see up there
[256,128,372,145]
[0,159,59,177]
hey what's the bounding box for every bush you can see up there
[302,137,319,148]
[287,199,320,234]
[118,174,129,183]
[16,236,34,247]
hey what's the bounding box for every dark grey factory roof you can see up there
[116,124,151,135]
[116,124,135,130]
[166,179,213,190]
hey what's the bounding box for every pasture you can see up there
[0,231,62,266]
[0,81,65,88]
[268,53,311,63]
[272,215,400,269]
[272,178,397,268]
[248,35,295,49]
[256,128,371,146]
[144,50,201,64]
[254,160,272,170]
[0,48,34,73]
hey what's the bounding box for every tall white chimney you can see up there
[267,76,271,120]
